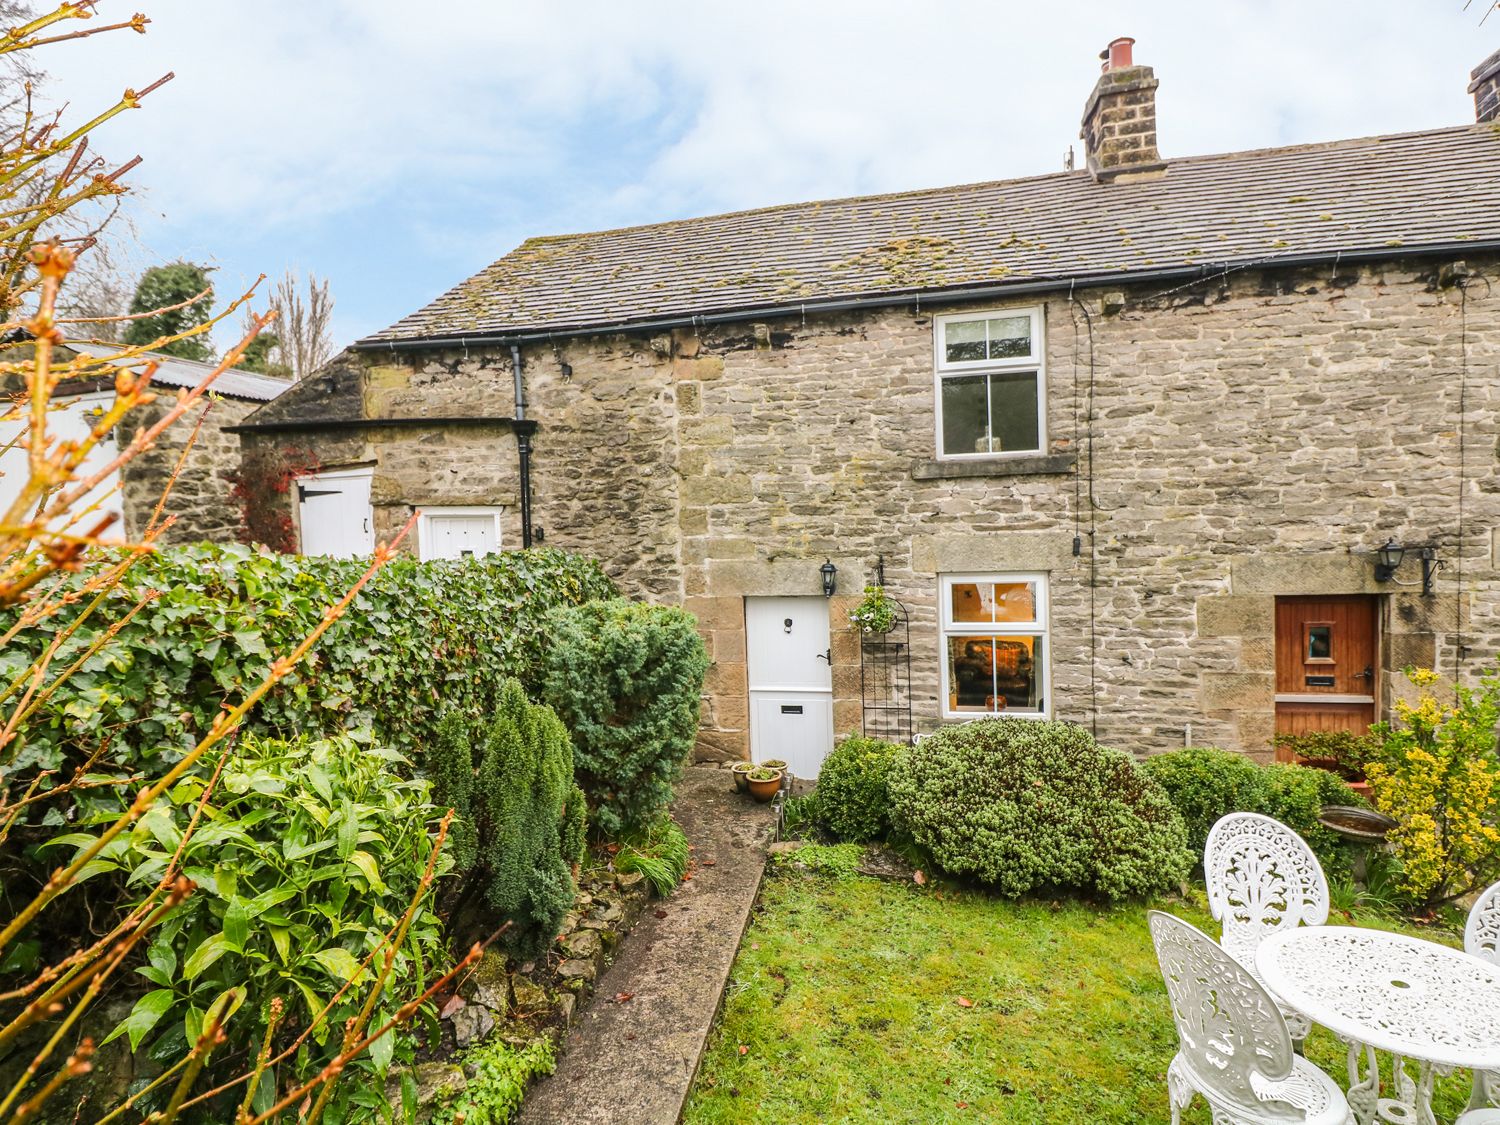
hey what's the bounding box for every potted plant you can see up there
[747,767,783,803]
[1272,730,1378,799]
[731,760,755,792]
[848,585,897,635]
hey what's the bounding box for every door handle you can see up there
[815,649,831,663]
[1353,665,1373,680]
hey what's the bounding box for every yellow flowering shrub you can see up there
[1367,666,1500,908]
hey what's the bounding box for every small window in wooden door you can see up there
[1274,595,1378,758]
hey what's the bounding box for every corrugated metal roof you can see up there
[363,124,1500,343]
[64,341,292,402]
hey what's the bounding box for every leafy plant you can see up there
[1270,729,1379,778]
[1366,667,1500,908]
[785,843,864,880]
[815,735,900,842]
[0,10,478,1120]
[540,600,709,837]
[748,768,779,781]
[1139,747,1363,874]
[888,719,1191,900]
[0,545,616,793]
[780,792,821,838]
[847,585,897,634]
[429,682,585,961]
[614,815,690,896]
[431,1035,556,1125]
[52,733,453,1119]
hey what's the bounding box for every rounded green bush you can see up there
[816,735,901,841]
[888,718,1191,900]
[1137,747,1271,857]
[1140,747,1363,874]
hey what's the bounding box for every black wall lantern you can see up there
[820,559,837,598]
[1373,538,1440,596]
[1373,538,1405,582]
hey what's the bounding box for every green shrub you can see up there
[0,544,615,792]
[53,733,450,1120]
[888,719,1191,900]
[1140,747,1364,873]
[430,681,585,961]
[1262,762,1365,875]
[614,815,691,896]
[540,600,709,837]
[816,735,901,842]
[431,1035,556,1125]
[1137,748,1272,856]
[780,791,821,838]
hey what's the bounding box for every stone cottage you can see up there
[235,41,1500,771]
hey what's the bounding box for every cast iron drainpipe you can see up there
[511,344,535,549]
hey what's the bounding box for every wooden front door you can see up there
[1274,595,1378,758]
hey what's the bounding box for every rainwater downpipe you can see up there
[511,344,534,549]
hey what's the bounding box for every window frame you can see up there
[932,306,1046,461]
[938,572,1051,721]
[416,505,504,561]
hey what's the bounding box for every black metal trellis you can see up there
[860,596,912,744]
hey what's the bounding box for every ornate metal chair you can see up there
[1204,812,1330,1042]
[1148,911,1353,1125]
[1465,879,1500,1115]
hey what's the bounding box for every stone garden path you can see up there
[518,766,776,1125]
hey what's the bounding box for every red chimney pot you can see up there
[1103,36,1135,71]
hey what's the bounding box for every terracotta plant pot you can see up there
[731,761,754,793]
[747,769,783,803]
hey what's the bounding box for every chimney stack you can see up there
[1080,36,1166,183]
[1472,48,1500,124]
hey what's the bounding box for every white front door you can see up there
[746,596,834,779]
[296,469,374,558]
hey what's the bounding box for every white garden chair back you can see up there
[1466,879,1500,1113]
[1205,813,1330,968]
[1148,911,1352,1124]
[1467,879,1500,967]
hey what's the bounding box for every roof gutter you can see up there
[225,415,524,435]
[350,238,1500,353]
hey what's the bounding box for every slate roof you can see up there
[363,124,1500,345]
[64,341,292,402]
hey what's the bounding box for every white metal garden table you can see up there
[1256,926,1500,1125]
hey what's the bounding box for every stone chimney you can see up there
[1080,37,1166,183]
[1471,48,1500,124]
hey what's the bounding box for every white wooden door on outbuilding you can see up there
[295,468,374,558]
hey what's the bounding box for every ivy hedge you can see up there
[3,544,617,789]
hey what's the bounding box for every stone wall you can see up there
[235,253,1500,762]
[119,393,259,544]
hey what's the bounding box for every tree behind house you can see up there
[273,268,334,379]
[123,260,214,358]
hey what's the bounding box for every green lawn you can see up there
[684,854,1474,1124]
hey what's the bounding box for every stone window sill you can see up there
[911,453,1077,480]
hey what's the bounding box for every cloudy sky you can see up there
[38,1,1495,348]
